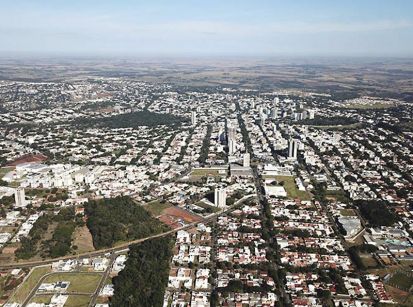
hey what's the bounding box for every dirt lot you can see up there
[6,154,47,166]
[158,206,202,229]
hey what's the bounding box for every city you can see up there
[0,76,412,306]
[1,1,413,307]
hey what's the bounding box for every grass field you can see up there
[387,271,413,292]
[42,272,103,293]
[144,200,173,216]
[72,226,95,253]
[65,295,91,307]
[325,189,349,202]
[29,295,53,304]
[0,167,13,177]
[10,266,51,304]
[274,176,312,200]
[191,168,224,177]
[340,209,357,217]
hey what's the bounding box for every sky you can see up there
[0,0,412,57]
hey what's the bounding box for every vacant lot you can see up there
[29,295,53,304]
[387,271,413,292]
[72,225,95,254]
[159,206,202,228]
[10,266,51,304]
[144,200,173,217]
[274,176,312,200]
[340,209,357,217]
[42,272,102,293]
[65,295,91,307]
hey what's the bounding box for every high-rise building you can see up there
[227,122,235,140]
[272,107,278,119]
[214,188,226,207]
[228,138,237,155]
[288,139,298,160]
[191,111,197,126]
[243,153,250,168]
[15,187,27,208]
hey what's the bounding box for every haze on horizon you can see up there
[1,0,413,58]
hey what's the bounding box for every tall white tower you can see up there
[288,139,298,160]
[191,111,197,126]
[15,187,27,208]
[243,153,250,168]
[228,138,237,155]
[214,188,226,208]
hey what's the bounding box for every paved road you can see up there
[0,194,256,272]
[88,254,116,307]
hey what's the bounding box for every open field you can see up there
[65,295,91,307]
[387,271,413,292]
[340,209,357,216]
[42,272,103,293]
[325,189,349,202]
[274,176,312,200]
[144,200,173,217]
[190,168,228,181]
[29,294,53,304]
[72,226,95,254]
[384,284,413,306]
[359,254,379,268]
[0,167,13,178]
[158,206,202,228]
[10,266,51,304]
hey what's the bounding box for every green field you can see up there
[42,272,103,293]
[10,266,51,304]
[144,200,173,216]
[0,167,13,178]
[65,295,91,307]
[191,168,221,176]
[387,272,413,292]
[340,209,357,217]
[274,176,312,200]
[29,295,53,304]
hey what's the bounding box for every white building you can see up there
[288,139,298,160]
[243,153,250,168]
[14,188,27,208]
[214,188,226,208]
[191,111,197,126]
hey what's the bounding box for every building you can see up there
[14,187,27,208]
[191,111,197,126]
[288,139,298,160]
[214,188,226,208]
[228,138,236,155]
[243,153,250,168]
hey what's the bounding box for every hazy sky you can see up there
[1,0,412,57]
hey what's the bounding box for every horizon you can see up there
[1,0,413,58]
